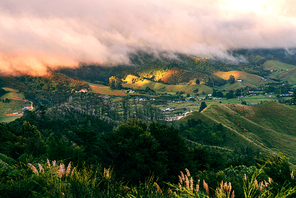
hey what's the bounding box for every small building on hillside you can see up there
[135,97,147,101]
[127,90,135,93]
[162,108,174,112]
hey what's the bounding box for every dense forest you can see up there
[1,105,296,197]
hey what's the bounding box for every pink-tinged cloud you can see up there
[0,0,296,75]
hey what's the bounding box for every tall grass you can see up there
[2,160,296,197]
[168,168,296,198]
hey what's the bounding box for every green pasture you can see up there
[277,67,296,84]
[263,60,296,71]
[0,115,22,123]
[0,87,25,100]
[0,100,27,115]
[199,102,296,163]
[219,82,244,90]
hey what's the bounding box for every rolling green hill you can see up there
[263,60,296,71]
[276,67,296,84]
[178,102,296,164]
[263,60,296,83]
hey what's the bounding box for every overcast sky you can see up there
[1,0,296,75]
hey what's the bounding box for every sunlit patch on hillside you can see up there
[213,71,243,80]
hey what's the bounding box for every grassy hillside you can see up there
[219,82,245,90]
[263,60,296,83]
[0,88,28,122]
[195,102,296,163]
[227,102,296,136]
[275,67,296,84]
[263,60,296,71]
[88,82,127,96]
[123,75,212,94]
[179,111,260,151]
[213,71,266,87]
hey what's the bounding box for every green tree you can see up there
[99,120,168,184]
[228,75,235,84]
[236,88,242,96]
[109,76,122,90]
[199,102,207,112]
[257,154,296,196]
[226,90,235,99]
[195,79,200,85]
[21,122,46,157]
[149,122,188,182]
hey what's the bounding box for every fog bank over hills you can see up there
[1,0,296,75]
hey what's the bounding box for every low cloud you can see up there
[1,0,296,75]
